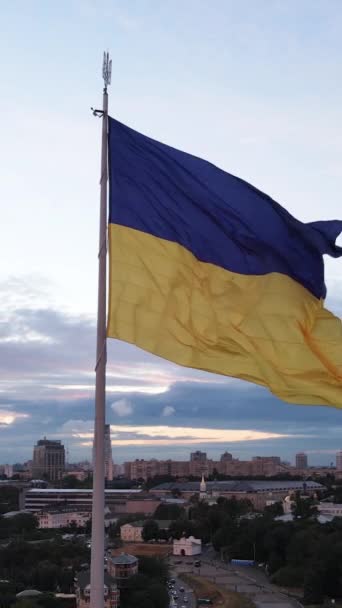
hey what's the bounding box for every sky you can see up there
[1,0,342,466]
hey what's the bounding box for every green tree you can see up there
[154,503,185,520]
[292,492,318,519]
[121,564,169,608]
[0,486,19,514]
[142,519,159,542]
[168,518,194,540]
[264,502,284,517]
[271,565,304,587]
[31,561,59,591]
[11,602,40,608]
[212,517,237,552]
[303,565,325,604]
[138,556,168,580]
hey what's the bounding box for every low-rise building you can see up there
[108,553,138,588]
[152,480,324,510]
[318,502,342,518]
[24,488,142,512]
[121,521,144,542]
[62,470,87,481]
[75,570,119,608]
[37,509,91,529]
[120,519,172,542]
[173,536,202,556]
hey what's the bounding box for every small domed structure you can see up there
[16,589,42,598]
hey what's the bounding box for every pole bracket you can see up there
[91,107,104,117]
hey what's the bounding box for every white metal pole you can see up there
[90,53,111,608]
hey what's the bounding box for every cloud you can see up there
[0,408,29,426]
[111,399,133,417]
[74,422,294,446]
[0,282,341,464]
[60,419,93,437]
[162,405,175,417]
[0,293,233,404]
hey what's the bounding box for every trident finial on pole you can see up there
[102,51,112,90]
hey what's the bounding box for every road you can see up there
[169,552,303,608]
[168,571,196,608]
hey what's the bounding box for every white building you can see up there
[318,503,342,518]
[0,464,13,478]
[173,536,202,556]
[200,474,207,500]
[37,509,91,529]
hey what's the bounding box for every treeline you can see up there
[120,556,169,608]
[184,495,342,604]
[0,514,89,606]
[115,494,342,603]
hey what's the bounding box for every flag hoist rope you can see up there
[90,52,111,608]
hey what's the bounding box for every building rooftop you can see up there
[123,519,173,529]
[16,590,42,598]
[38,507,91,514]
[3,510,30,518]
[110,553,138,565]
[27,488,141,494]
[76,570,117,590]
[152,480,324,492]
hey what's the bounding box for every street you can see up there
[168,571,196,608]
[169,552,303,608]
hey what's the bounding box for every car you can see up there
[194,560,201,567]
[183,598,188,603]
[179,587,185,592]
[170,579,175,583]
[175,560,182,564]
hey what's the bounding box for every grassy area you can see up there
[110,542,171,557]
[180,573,255,608]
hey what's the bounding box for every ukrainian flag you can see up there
[107,118,342,407]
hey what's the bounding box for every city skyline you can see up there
[1,2,342,466]
[2,440,342,469]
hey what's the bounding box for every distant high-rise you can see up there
[336,451,342,471]
[32,438,65,481]
[92,424,114,481]
[190,450,207,462]
[190,450,208,476]
[296,452,308,469]
[220,451,233,462]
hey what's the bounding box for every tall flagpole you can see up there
[90,52,111,608]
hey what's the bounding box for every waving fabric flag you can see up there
[107,117,342,407]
